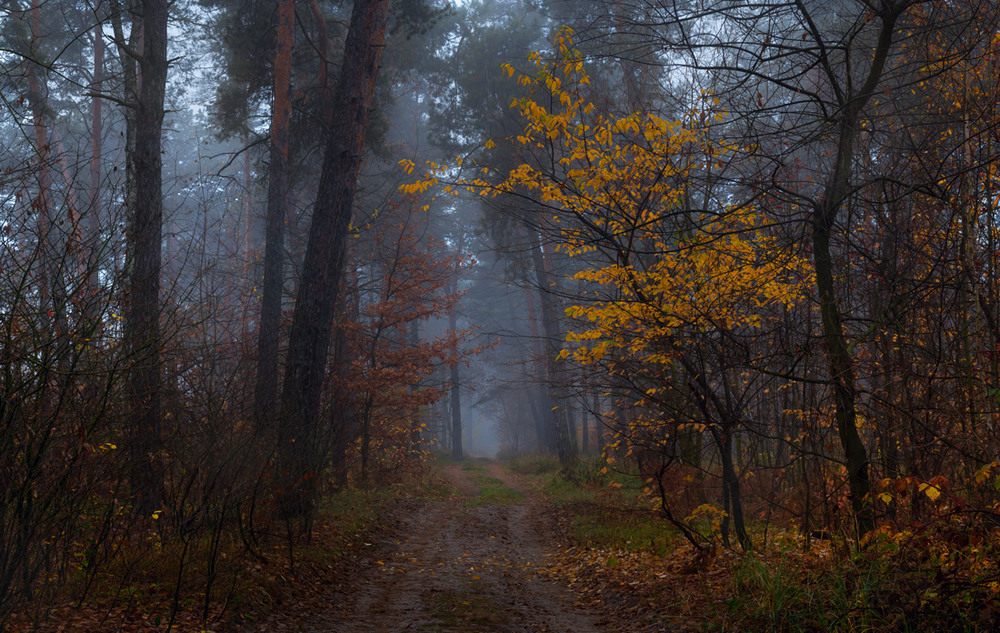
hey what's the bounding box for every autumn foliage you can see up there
[403,14,1000,582]
[334,197,481,483]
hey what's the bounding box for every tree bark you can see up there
[328,249,359,490]
[124,0,169,513]
[276,0,391,522]
[254,0,294,432]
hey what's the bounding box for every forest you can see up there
[3,0,1000,630]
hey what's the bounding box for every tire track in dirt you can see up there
[293,461,608,633]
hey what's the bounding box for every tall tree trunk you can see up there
[254,0,294,432]
[308,0,331,124]
[110,0,140,229]
[522,283,555,452]
[124,0,169,513]
[805,1,903,537]
[328,250,359,490]
[22,0,71,425]
[85,10,104,335]
[530,232,574,467]
[592,391,605,454]
[276,0,391,523]
[812,220,872,535]
[449,276,462,460]
[25,0,54,326]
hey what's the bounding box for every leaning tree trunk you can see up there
[124,0,169,514]
[253,0,294,432]
[276,0,391,525]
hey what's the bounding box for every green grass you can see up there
[504,454,675,554]
[569,509,675,555]
[728,541,995,633]
[505,453,561,475]
[458,459,524,506]
[465,473,524,507]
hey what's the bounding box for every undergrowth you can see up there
[1,463,452,633]
[507,453,1000,633]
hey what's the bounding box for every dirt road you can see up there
[287,462,610,633]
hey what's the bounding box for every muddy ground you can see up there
[258,462,615,633]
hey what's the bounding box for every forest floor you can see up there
[247,460,620,633]
[7,457,681,633]
[14,456,999,632]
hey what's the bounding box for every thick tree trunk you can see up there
[276,0,391,522]
[254,0,294,432]
[124,0,169,514]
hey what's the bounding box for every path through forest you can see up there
[270,462,612,632]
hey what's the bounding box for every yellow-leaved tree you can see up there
[403,29,813,549]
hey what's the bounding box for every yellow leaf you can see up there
[918,483,941,502]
